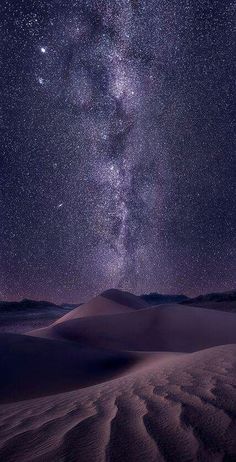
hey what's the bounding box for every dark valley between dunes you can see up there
[0,289,236,461]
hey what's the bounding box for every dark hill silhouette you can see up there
[182,290,236,312]
[140,292,189,305]
[0,299,59,312]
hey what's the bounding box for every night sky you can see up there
[1,0,235,303]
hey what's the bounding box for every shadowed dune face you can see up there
[0,333,142,404]
[101,289,149,309]
[0,344,235,462]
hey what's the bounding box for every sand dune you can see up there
[0,332,147,404]
[0,289,236,461]
[31,302,236,352]
[51,289,147,325]
[0,344,235,462]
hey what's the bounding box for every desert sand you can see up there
[0,289,236,461]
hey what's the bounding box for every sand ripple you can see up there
[0,344,235,462]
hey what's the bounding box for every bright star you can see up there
[40,47,46,53]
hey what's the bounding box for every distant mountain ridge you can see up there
[0,299,59,311]
[0,289,235,312]
[0,299,75,313]
[182,290,236,304]
[181,290,236,312]
[140,292,189,305]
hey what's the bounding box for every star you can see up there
[1,0,235,302]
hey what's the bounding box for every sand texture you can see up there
[0,289,236,461]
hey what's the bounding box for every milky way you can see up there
[1,0,235,302]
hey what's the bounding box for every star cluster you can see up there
[1,0,235,302]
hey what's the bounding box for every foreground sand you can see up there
[0,344,235,462]
[0,290,236,461]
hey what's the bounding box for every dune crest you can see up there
[52,289,147,324]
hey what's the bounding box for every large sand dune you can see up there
[31,300,236,353]
[0,289,236,461]
[52,289,148,325]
